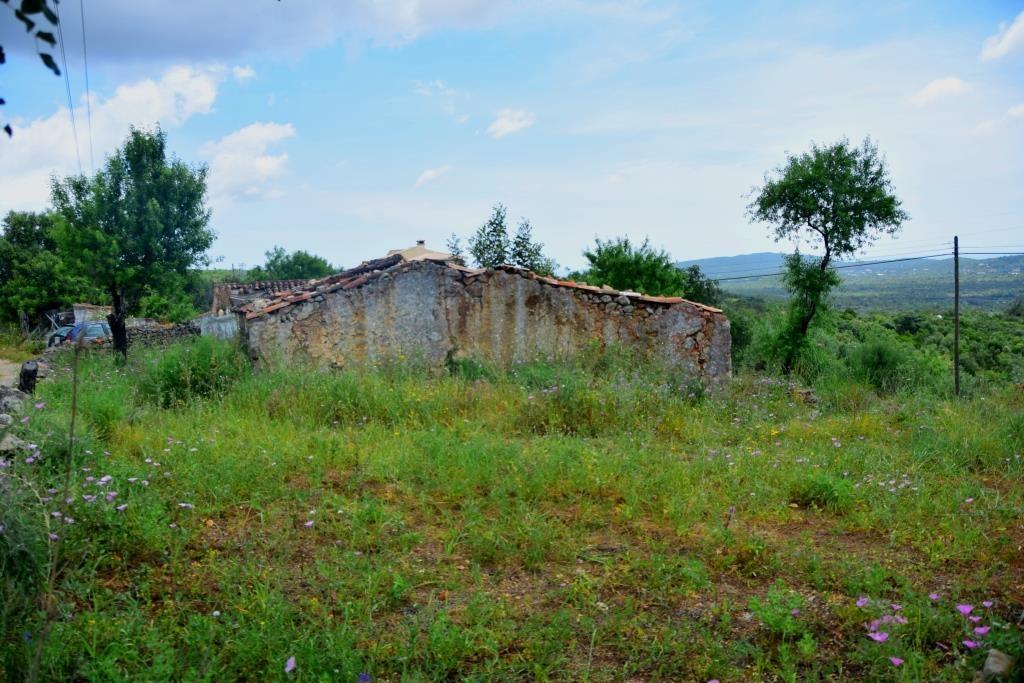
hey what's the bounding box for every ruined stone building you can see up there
[232,243,731,384]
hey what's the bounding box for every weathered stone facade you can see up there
[239,256,731,384]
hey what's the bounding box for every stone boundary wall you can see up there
[127,322,200,348]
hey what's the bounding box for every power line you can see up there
[53,0,82,175]
[960,252,1024,256]
[79,0,94,172]
[714,252,951,282]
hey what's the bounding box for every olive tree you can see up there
[747,137,907,373]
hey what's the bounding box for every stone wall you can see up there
[127,322,200,348]
[241,260,731,383]
[196,312,239,340]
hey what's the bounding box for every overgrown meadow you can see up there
[1,337,1022,681]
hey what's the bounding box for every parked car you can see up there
[67,321,112,346]
[48,325,75,347]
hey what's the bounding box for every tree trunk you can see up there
[18,310,30,336]
[781,251,830,375]
[108,288,129,356]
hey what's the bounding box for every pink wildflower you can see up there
[956,604,973,616]
[889,657,903,667]
[868,632,889,642]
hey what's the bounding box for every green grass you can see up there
[2,340,1022,681]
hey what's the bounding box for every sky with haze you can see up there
[1,1,1022,272]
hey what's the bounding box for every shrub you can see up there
[788,473,854,513]
[849,340,906,393]
[138,337,249,407]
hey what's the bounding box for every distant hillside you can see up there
[678,253,1024,311]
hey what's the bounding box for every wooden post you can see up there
[954,235,960,397]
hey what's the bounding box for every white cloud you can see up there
[0,1,513,61]
[981,10,1024,61]
[233,65,256,82]
[201,123,296,207]
[414,79,457,97]
[909,76,970,106]
[414,165,452,188]
[1009,104,1024,118]
[487,109,536,138]
[0,65,222,210]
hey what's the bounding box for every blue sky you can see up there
[1,1,1022,272]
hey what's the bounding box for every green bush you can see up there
[849,340,907,393]
[138,337,249,407]
[788,473,854,513]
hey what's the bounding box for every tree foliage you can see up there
[2,0,63,138]
[247,246,336,281]
[51,127,214,353]
[469,204,511,268]
[0,211,97,329]
[572,237,708,303]
[467,204,554,274]
[747,137,907,372]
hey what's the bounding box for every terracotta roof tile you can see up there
[235,254,725,319]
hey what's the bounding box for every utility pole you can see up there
[954,235,960,397]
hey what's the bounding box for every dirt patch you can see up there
[0,359,20,387]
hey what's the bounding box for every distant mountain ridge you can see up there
[677,253,1024,311]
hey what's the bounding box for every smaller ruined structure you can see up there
[211,279,313,316]
[235,245,731,384]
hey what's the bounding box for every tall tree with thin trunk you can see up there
[51,127,214,355]
[747,137,907,373]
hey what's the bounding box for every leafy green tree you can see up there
[463,204,555,273]
[0,211,96,330]
[247,246,335,281]
[509,219,555,275]
[574,237,684,296]
[51,127,214,354]
[679,265,723,307]
[747,137,907,373]
[468,204,511,268]
[445,233,465,263]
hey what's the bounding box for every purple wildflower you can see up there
[974,626,990,636]
[48,533,58,541]
[284,656,297,674]
[962,640,978,649]
[105,491,118,502]
[890,604,902,611]
[956,604,973,616]
[116,504,128,512]
[889,657,903,667]
[51,511,62,518]
[969,615,981,623]
[358,675,372,683]
[982,600,993,608]
[856,596,869,607]
[304,520,314,528]
[928,592,940,601]
[20,416,29,424]
[34,402,45,410]
[868,632,889,642]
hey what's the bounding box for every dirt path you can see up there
[0,359,20,387]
